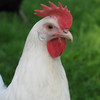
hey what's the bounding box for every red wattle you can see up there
[47,38,66,58]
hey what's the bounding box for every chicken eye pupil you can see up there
[48,25,53,29]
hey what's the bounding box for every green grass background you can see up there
[0,0,100,99]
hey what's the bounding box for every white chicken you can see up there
[0,1,73,100]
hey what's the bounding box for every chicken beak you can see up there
[60,31,73,42]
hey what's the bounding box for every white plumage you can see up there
[0,75,6,91]
[0,2,73,99]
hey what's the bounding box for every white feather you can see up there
[0,17,71,100]
[0,75,6,94]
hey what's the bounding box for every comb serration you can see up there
[49,1,57,8]
[41,4,51,10]
[34,1,72,29]
[58,2,63,9]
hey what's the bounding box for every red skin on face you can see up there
[47,38,66,58]
[34,1,72,30]
[34,1,72,57]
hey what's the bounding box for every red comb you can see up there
[34,1,72,30]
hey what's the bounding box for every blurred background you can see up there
[0,0,100,100]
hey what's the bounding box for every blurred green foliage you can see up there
[0,0,100,100]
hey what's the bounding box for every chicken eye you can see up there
[47,25,53,29]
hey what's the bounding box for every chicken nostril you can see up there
[63,30,68,34]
